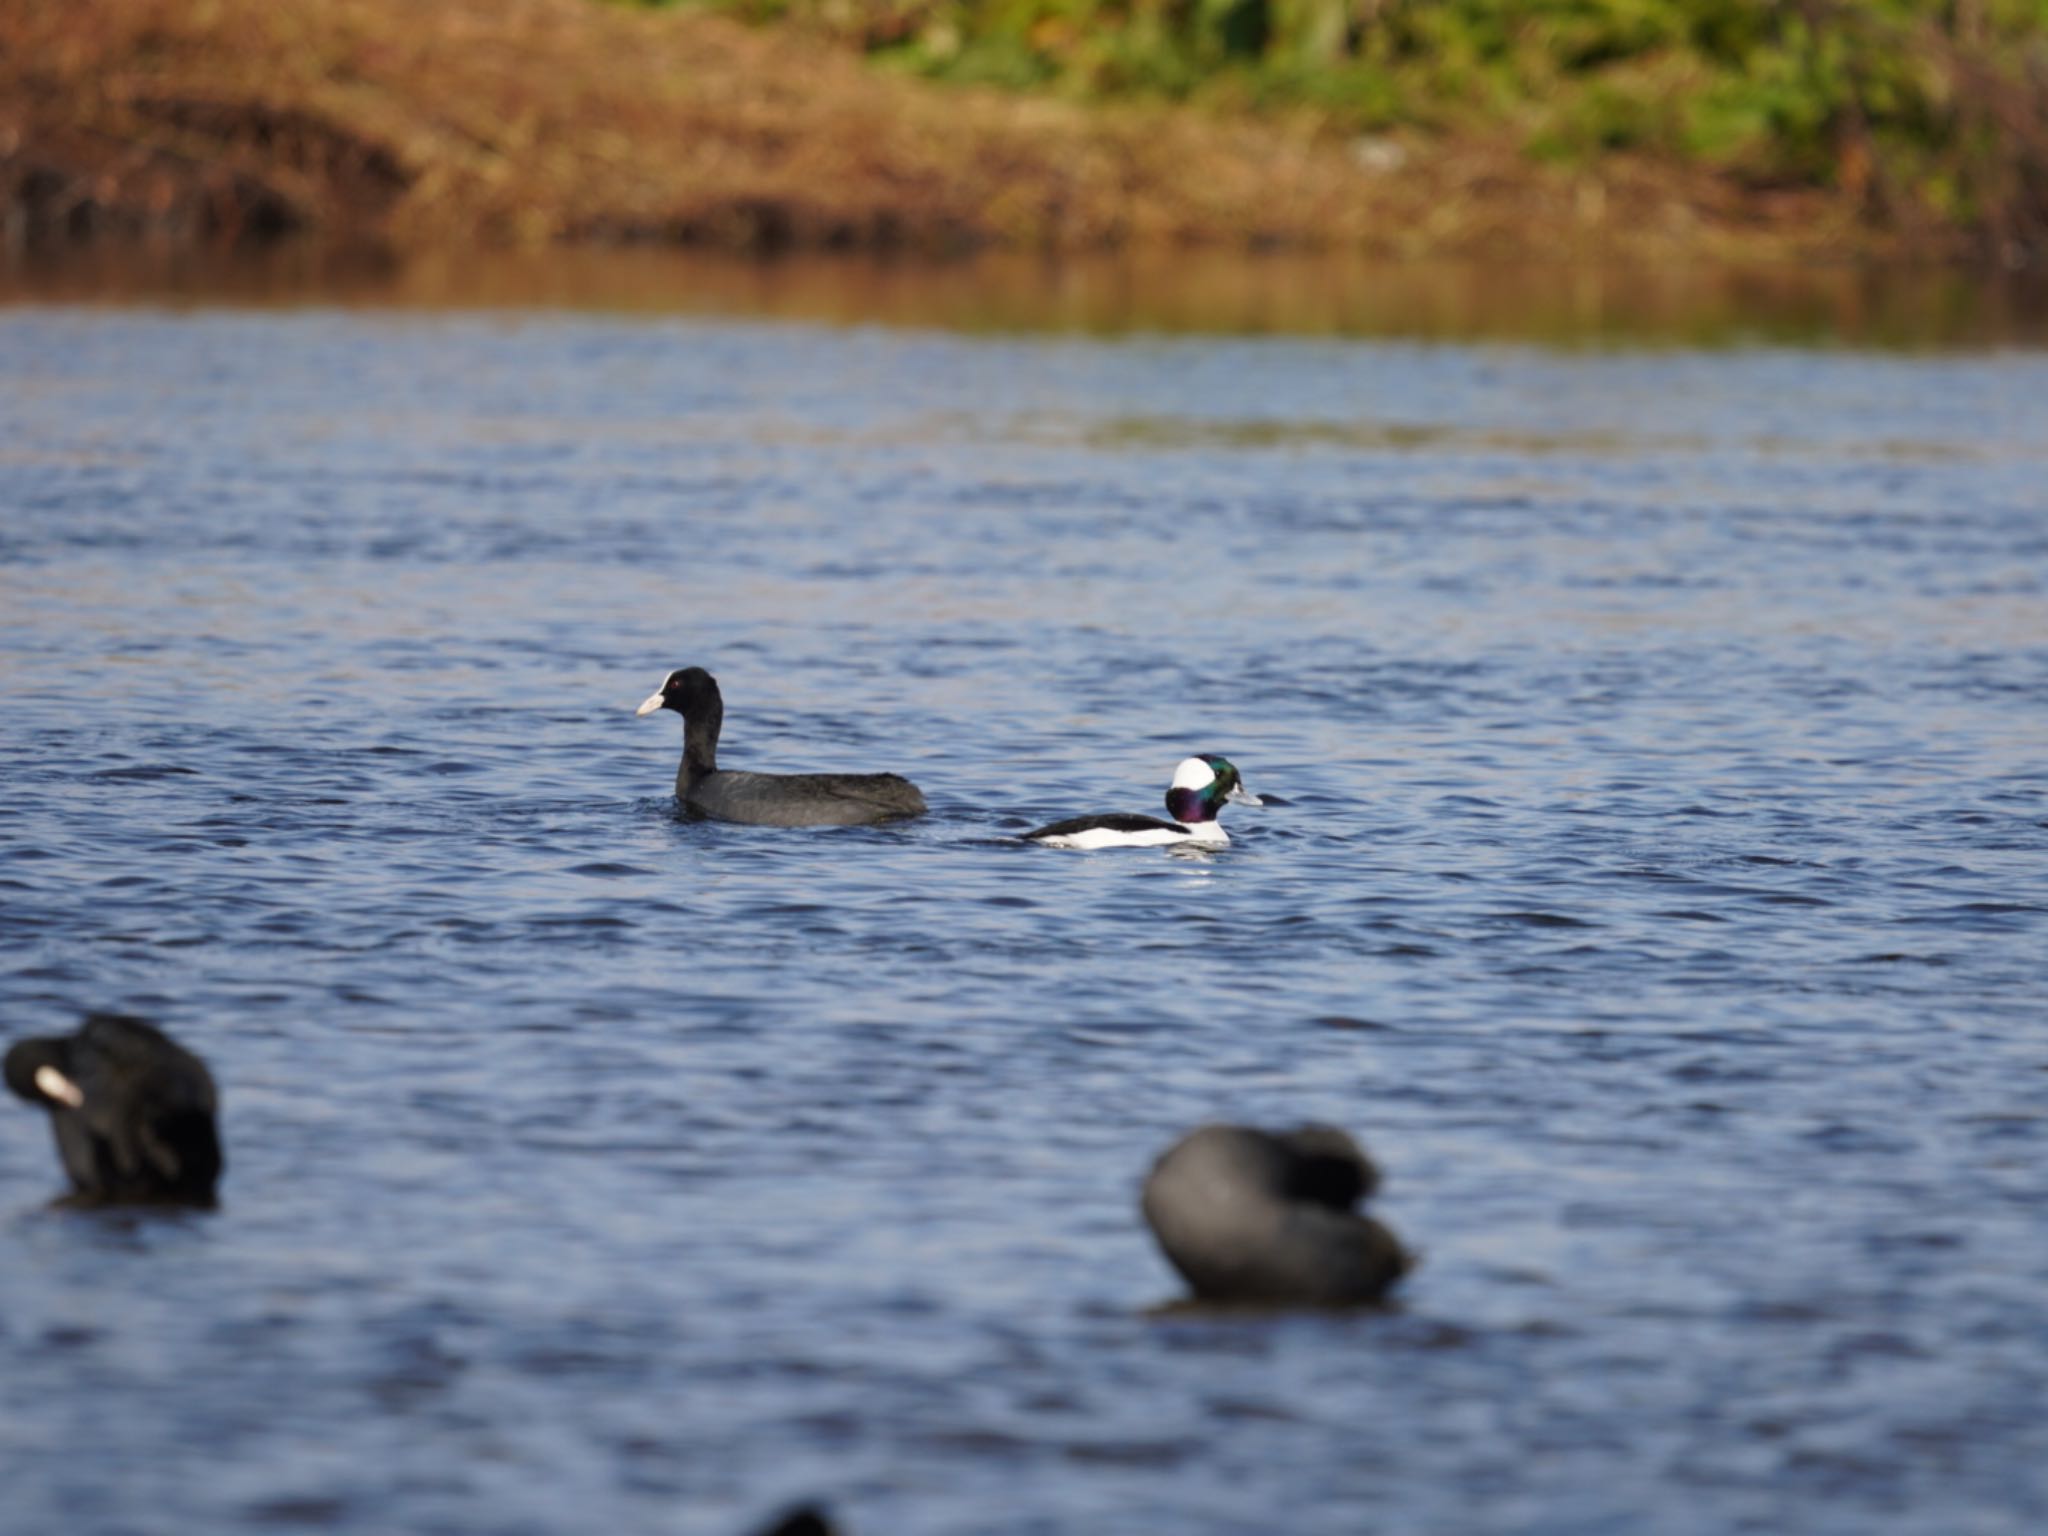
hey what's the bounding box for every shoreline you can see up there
[0,0,1998,269]
[5,245,2045,349]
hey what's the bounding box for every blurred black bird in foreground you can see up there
[752,1505,839,1536]
[5,1013,222,1206]
[1142,1124,1410,1307]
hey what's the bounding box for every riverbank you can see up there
[0,0,2018,263]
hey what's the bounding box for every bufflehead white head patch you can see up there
[1172,755,1262,805]
[1162,754,1262,825]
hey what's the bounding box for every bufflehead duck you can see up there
[1023,755,1261,849]
[1142,1123,1410,1307]
[636,666,928,827]
[4,1013,223,1207]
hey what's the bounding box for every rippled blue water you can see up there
[3,306,2047,1535]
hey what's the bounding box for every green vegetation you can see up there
[627,0,2048,253]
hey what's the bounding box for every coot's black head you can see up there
[1276,1124,1379,1209]
[636,666,720,719]
[5,1034,76,1108]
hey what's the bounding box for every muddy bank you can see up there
[0,0,1919,261]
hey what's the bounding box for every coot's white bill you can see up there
[34,1065,83,1107]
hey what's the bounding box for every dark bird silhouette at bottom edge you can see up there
[752,1505,840,1536]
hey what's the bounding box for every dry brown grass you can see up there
[0,0,1895,260]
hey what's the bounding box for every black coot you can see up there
[636,667,927,827]
[1141,1123,1409,1306]
[5,1013,222,1206]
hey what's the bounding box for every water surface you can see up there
[2,304,2047,1534]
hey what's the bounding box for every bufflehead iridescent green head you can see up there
[1164,755,1262,825]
